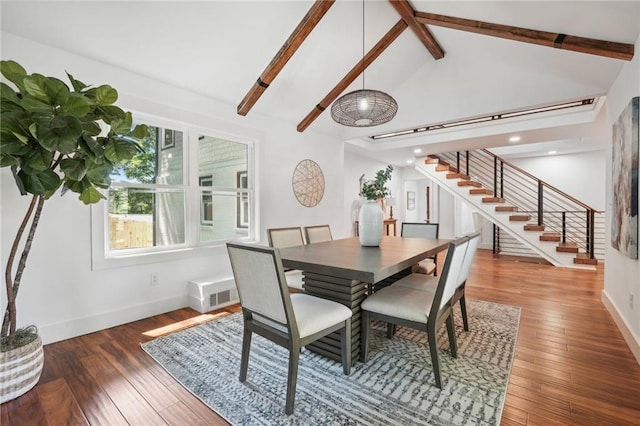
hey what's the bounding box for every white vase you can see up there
[358,200,384,246]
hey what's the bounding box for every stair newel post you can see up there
[561,212,567,243]
[537,181,544,226]
[587,209,595,259]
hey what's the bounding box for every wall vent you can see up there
[188,277,238,313]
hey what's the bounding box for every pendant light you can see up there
[330,0,398,127]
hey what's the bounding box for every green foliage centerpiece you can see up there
[0,60,146,401]
[358,165,393,246]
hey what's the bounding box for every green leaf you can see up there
[23,74,51,103]
[60,158,87,181]
[60,93,92,117]
[110,111,133,134]
[95,85,118,106]
[23,148,53,171]
[104,137,139,162]
[0,138,30,155]
[35,115,83,153]
[65,71,87,92]
[82,121,102,136]
[63,176,91,194]
[130,123,148,139]
[0,82,21,105]
[79,134,103,160]
[85,163,112,188]
[0,60,27,93]
[79,186,104,204]
[45,77,70,106]
[20,168,61,195]
[96,105,125,124]
[0,154,18,167]
[20,94,53,114]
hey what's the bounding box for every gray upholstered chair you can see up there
[394,231,480,332]
[304,224,333,244]
[226,242,352,415]
[360,236,470,389]
[401,222,440,276]
[267,227,306,290]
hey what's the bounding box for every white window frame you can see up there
[90,114,256,270]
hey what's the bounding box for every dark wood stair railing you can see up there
[426,151,604,265]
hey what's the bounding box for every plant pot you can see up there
[0,335,44,403]
[358,200,384,246]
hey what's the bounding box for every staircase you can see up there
[416,151,603,269]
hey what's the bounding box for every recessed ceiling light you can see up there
[509,136,521,143]
[548,150,557,155]
[413,148,422,154]
[406,159,414,164]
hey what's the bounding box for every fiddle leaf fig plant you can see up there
[0,60,147,349]
[360,165,393,201]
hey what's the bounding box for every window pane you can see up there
[200,192,250,242]
[112,125,184,185]
[109,188,186,250]
[198,136,247,188]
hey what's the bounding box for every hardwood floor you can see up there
[2,249,639,425]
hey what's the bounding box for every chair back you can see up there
[401,222,439,239]
[304,225,333,244]
[268,227,305,248]
[429,236,469,316]
[458,231,481,287]
[226,242,291,325]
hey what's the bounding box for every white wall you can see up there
[508,150,606,210]
[0,33,345,344]
[603,34,640,363]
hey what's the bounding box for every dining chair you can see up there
[267,227,306,290]
[360,236,470,389]
[226,242,352,415]
[304,224,333,244]
[394,231,481,332]
[401,222,440,276]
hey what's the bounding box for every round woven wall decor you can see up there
[292,159,325,207]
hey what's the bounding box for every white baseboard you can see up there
[38,295,189,345]
[601,290,640,366]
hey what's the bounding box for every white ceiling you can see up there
[2,1,639,164]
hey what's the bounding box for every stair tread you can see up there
[482,197,504,203]
[458,181,482,187]
[524,224,545,231]
[574,253,598,265]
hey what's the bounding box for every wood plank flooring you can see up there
[2,249,639,425]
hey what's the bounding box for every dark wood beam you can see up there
[237,0,336,116]
[388,0,444,60]
[414,11,634,61]
[297,19,408,133]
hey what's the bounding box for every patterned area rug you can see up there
[142,299,520,425]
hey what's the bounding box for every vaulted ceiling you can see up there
[2,1,639,164]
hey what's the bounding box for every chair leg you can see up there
[427,331,442,389]
[285,343,300,415]
[341,318,352,375]
[240,328,252,382]
[446,315,458,358]
[386,323,396,339]
[460,295,470,331]
[360,310,370,362]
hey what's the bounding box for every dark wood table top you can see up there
[279,236,451,284]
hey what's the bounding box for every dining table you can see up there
[278,235,451,363]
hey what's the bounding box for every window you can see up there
[103,116,253,258]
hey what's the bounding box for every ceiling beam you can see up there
[414,11,634,61]
[297,19,408,133]
[237,0,336,116]
[388,0,444,60]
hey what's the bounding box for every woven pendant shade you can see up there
[331,89,398,127]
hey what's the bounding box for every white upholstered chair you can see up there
[227,242,352,415]
[267,227,306,290]
[401,222,440,276]
[303,224,333,244]
[360,236,470,389]
[394,231,480,332]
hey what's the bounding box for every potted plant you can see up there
[0,60,147,403]
[358,165,393,246]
